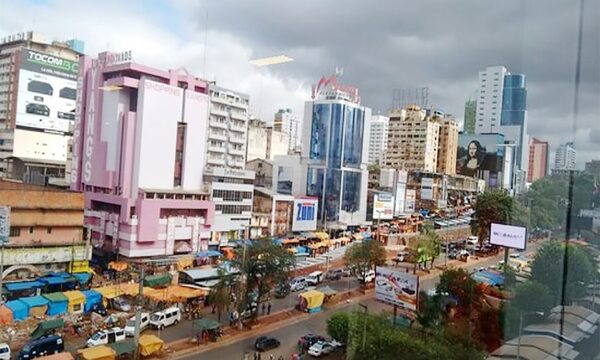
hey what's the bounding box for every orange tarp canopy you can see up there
[0,305,13,325]
[143,285,207,302]
[176,257,194,271]
[108,261,128,272]
[282,238,300,245]
[138,334,164,356]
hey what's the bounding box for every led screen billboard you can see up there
[16,49,79,134]
[457,133,505,177]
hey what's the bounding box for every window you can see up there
[29,227,33,234]
[9,227,20,237]
[47,227,52,234]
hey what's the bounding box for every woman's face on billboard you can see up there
[468,142,478,158]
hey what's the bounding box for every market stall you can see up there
[0,304,14,324]
[298,290,325,313]
[6,300,27,321]
[138,334,164,357]
[107,340,136,358]
[20,295,49,317]
[143,273,172,288]
[43,292,69,316]
[31,319,64,340]
[3,280,45,300]
[63,291,86,314]
[77,346,117,360]
[82,290,102,313]
[193,318,222,343]
[318,286,339,305]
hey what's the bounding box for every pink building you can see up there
[71,51,214,258]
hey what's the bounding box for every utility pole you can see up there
[0,243,4,305]
[133,266,145,360]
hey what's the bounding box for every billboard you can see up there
[292,198,318,231]
[373,193,394,220]
[375,267,419,311]
[490,223,527,250]
[16,49,79,134]
[421,177,434,200]
[0,206,10,245]
[405,189,416,213]
[457,133,505,177]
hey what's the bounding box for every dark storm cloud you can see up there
[194,0,599,165]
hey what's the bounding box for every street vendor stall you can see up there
[63,290,86,314]
[143,273,172,288]
[298,290,325,313]
[82,290,102,313]
[31,319,64,340]
[318,286,339,305]
[7,300,28,321]
[193,318,222,343]
[0,304,14,324]
[78,346,117,360]
[20,295,49,317]
[43,292,69,316]
[108,340,135,358]
[138,334,164,357]
[143,285,206,303]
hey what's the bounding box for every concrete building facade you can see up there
[274,108,300,153]
[367,115,389,164]
[246,118,268,162]
[71,51,214,259]
[527,138,549,183]
[437,115,459,175]
[554,142,576,171]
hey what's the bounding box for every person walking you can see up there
[267,302,272,315]
[261,302,266,315]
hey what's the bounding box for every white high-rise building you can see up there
[475,65,507,133]
[554,142,576,171]
[367,115,389,164]
[274,108,301,153]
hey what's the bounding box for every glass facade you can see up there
[500,74,527,126]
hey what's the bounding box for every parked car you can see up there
[0,343,10,360]
[112,297,131,312]
[90,302,107,316]
[18,335,63,360]
[150,307,181,330]
[124,313,150,336]
[308,341,335,357]
[274,282,291,299]
[86,327,126,347]
[289,277,307,292]
[341,267,353,277]
[326,269,343,281]
[306,271,324,286]
[357,269,375,283]
[298,334,327,351]
[254,336,280,352]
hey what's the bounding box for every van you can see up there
[86,327,126,347]
[18,335,63,360]
[124,313,150,336]
[357,269,375,283]
[150,307,181,330]
[0,343,10,360]
[306,271,323,286]
[289,277,307,292]
[466,236,479,248]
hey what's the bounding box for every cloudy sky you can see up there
[1,0,598,167]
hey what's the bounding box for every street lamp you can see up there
[517,311,544,360]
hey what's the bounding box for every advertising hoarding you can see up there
[405,189,416,213]
[373,193,394,220]
[0,206,10,245]
[16,49,78,134]
[421,177,434,200]
[292,198,318,231]
[490,223,527,250]
[457,133,505,177]
[394,182,406,217]
[375,267,419,311]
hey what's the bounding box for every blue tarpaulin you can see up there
[6,300,27,321]
[20,296,49,316]
[43,293,68,316]
[4,281,45,292]
[40,276,68,285]
[195,250,222,258]
[472,271,505,286]
[272,238,283,246]
[73,272,92,284]
[82,290,102,313]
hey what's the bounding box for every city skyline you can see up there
[1,0,598,168]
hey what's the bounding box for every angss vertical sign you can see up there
[292,198,318,232]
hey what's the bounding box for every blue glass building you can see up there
[500,73,528,173]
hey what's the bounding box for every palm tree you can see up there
[209,268,235,323]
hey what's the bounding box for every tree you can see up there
[327,312,351,344]
[417,291,447,332]
[511,281,554,315]
[209,268,234,323]
[230,238,295,321]
[436,268,484,316]
[530,240,594,305]
[417,225,441,269]
[344,239,387,283]
[471,191,513,246]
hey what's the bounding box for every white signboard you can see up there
[373,193,394,220]
[490,223,527,250]
[292,198,318,232]
[394,182,406,217]
[0,206,10,245]
[405,190,416,213]
[375,267,419,311]
[421,177,434,200]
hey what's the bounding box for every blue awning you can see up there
[6,300,27,321]
[40,276,68,285]
[73,272,92,284]
[82,290,102,313]
[19,295,49,309]
[272,238,283,246]
[4,281,45,292]
[195,250,222,258]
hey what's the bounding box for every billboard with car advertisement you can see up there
[373,192,394,220]
[15,49,79,134]
[405,189,416,213]
[292,198,319,231]
[375,267,419,311]
[456,133,505,177]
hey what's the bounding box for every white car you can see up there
[289,277,307,291]
[308,341,335,357]
[150,306,181,330]
[124,312,150,336]
[306,271,323,286]
[0,343,10,360]
[86,327,126,347]
[357,269,375,283]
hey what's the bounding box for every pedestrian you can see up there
[261,302,266,315]
[253,351,258,360]
[269,354,275,360]
[257,352,262,360]
[267,302,272,315]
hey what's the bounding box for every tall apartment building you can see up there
[71,51,214,259]
[367,115,389,164]
[274,108,300,152]
[476,66,507,133]
[266,125,289,160]
[302,74,370,227]
[246,118,268,161]
[463,99,476,134]
[554,142,576,171]
[0,31,83,186]
[527,138,549,183]
[385,106,440,173]
[437,114,459,175]
[585,160,600,176]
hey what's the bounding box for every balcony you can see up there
[208,145,226,153]
[210,107,228,118]
[227,159,245,168]
[230,111,248,121]
[229,123,247,133]
[209,120,228,130]
[228,146,245,156]
[209,132,227,141]
[207,157,226,166]
[229,135,245,144]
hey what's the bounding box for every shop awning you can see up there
[108,340,135,356]
[94,285,122,299]
[144,285,207,302]
[108,261,128,272]
[40,276,73,286]
[143,273,172,288]
[4,280,45,292]
[78,346,117,360]
[283,238,300,245]
[195,250,222,258]
[82,290,102,313]
[315,232,330,240]
[20,295,49,309]
[299,290,325,309]
[72,272,92,284]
